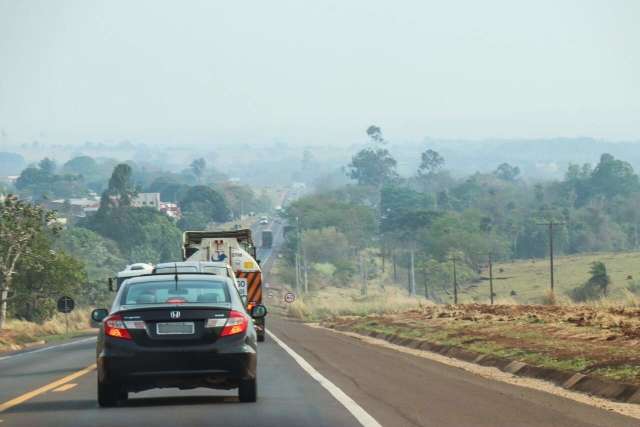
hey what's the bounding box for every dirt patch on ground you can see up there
[324,304,640,385]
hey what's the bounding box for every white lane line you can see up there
[267,330,382,427]
[0,337,96,362]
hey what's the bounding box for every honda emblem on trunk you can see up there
[170,311,181,319]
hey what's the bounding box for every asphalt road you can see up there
[1,317,638,427]
[1,222,638,426]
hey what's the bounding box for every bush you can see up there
[569,262,611,302]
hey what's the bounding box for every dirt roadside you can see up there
[321,304,640,394]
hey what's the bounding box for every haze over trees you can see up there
[279,126,640,303]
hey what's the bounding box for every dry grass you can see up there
[0,308,94,352]
[286,286,433,321]
[464,251,640,304]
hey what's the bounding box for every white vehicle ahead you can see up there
[114,263,154,290]
[152,261,245,300]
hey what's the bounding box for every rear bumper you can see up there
[98,337,256,392]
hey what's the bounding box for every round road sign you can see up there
[284,292,296,304]
[57,296,75,313]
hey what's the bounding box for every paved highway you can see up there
[0,317,638,426]
[0,222,638,426]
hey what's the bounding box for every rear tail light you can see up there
[220,310,248,337]
[104,314,132,340]
[205,318,227,328]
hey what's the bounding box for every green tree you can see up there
[11,236,85,323]
[82,204,182,263]
[366,125,385,144]
[62,156,98,177]
[590,153,639,199]
[38,158,57,175]
[418,149,445,176]
[107,163,136,206]
[190,158,207,183]
[347,148,398,187]
[588,261,611,297]
[148,176,190,202]
[570,261,611,301]
[494,163,520,182]
[179,185,231,224]
[177,204,212,230]
[0,196,60,328]
[55,228,126,305]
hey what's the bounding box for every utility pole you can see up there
[392,250,397,282]
[409,243,416,296]
[451,255,458,304]
[488,253,494,305]
[294,252,300,293]
[302,253,308,293]
[295,216,308,293]
[538,220,565,293]
[363,254,368,296]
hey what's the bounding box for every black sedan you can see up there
[91,273,267,407]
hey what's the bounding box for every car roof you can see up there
[124,273,231,285]
[154,261,229,268]
[155,261,201,268]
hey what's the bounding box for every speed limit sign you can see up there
[284,292,296,303]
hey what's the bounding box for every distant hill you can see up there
[391,137,640,179]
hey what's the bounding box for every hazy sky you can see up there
[0,0,638,145]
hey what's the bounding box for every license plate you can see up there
[156,322,195,335]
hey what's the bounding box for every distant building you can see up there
[46,198,100,217]
[132,193,161,210]
[160,202,182,219]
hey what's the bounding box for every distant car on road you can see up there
[91,273,267,406]
[259,216,269,225]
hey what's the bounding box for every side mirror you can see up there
[91,308,109,322]
[251,304,267,319]
[108,277,114,292]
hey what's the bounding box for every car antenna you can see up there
[174,262,178,291]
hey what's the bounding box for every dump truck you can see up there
[261,230,273,249]
[182,229,266,342]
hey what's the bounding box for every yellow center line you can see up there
[0,364,96,413]
[52,383,78,393]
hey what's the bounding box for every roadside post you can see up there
[57,295,75,336]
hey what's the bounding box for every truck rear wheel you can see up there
[257,318,265,342]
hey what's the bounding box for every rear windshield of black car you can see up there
[119,280,231,307]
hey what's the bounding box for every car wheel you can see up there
[97,381,121,407]
[257,332,265,342]
[238,378,257,402]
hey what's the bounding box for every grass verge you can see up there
[0,308,95,353]
[324,304,640,385]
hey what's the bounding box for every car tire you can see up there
[97,382,121,407]
[238,378,257,402]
